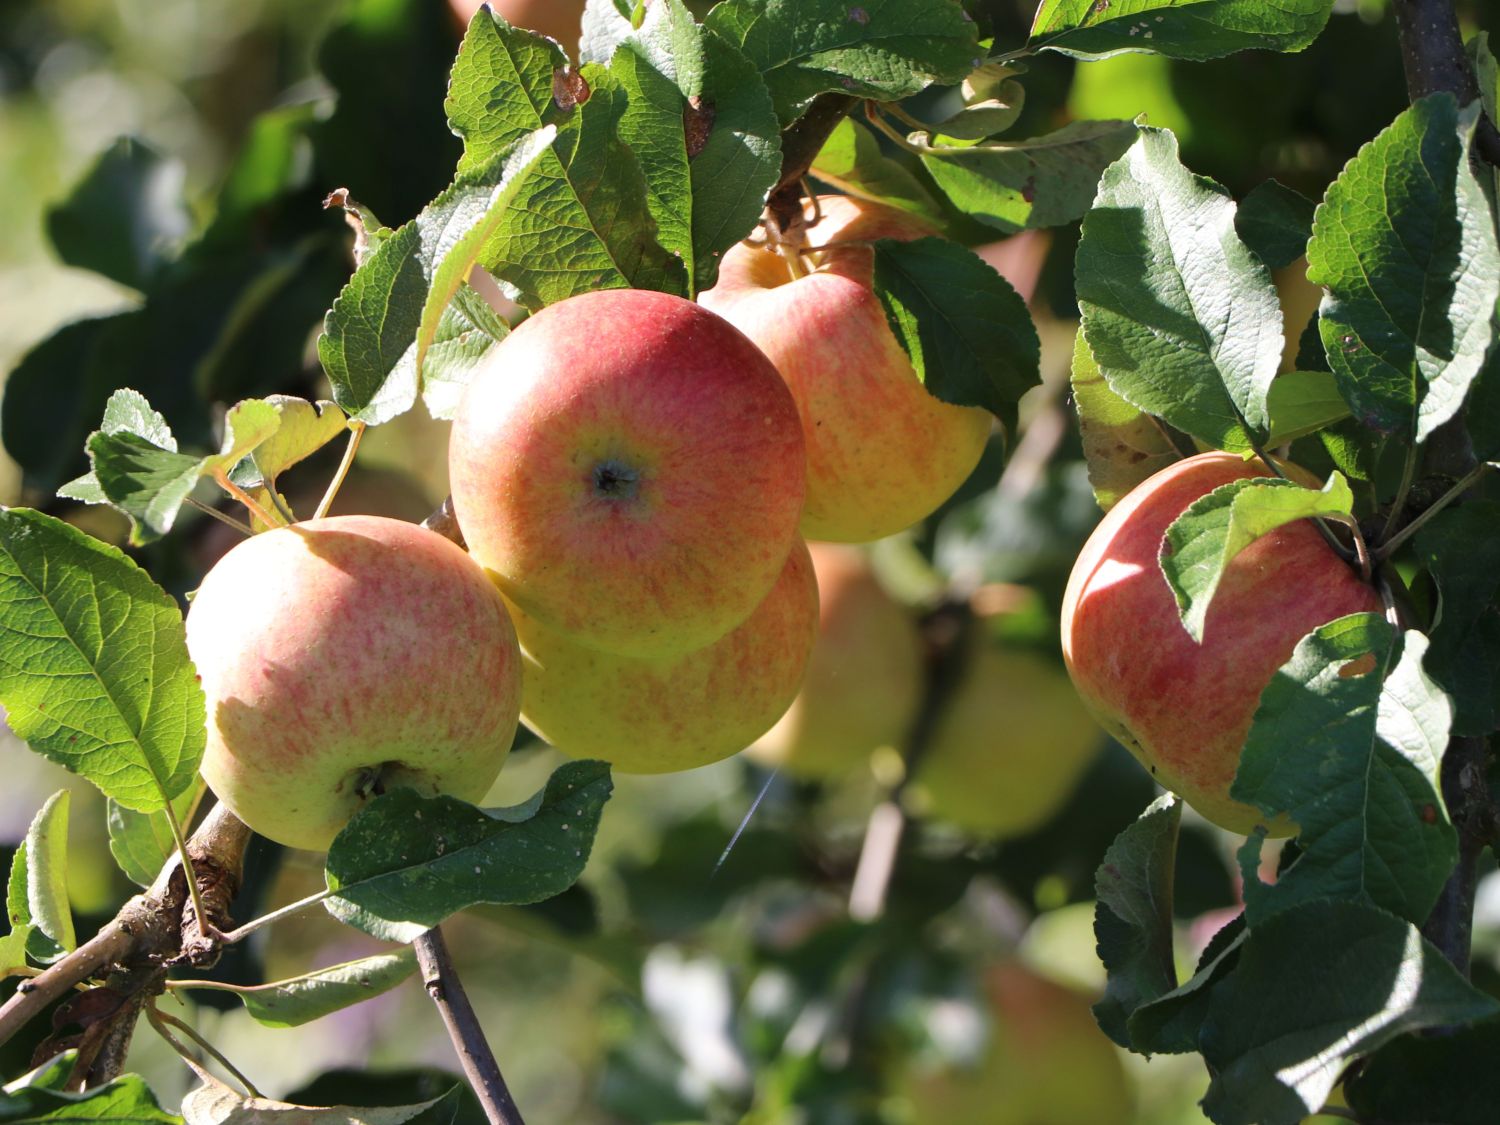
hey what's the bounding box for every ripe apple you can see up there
[448,0,586,54]
[897,961,1133,1125]
[449,288,805,659]
[506,539,819,773]
[186,515,523,851]
[748,542,922,778]
[699,194,993,543]
[908,642,1103,838]
[1061,451,1384,835]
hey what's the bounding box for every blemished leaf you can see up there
[1346,1015,1500,1125]
[324,761,614,941]
[180,949,418,1029]
[107,781,202,887]
[229,398,348,492]
[446,13,687,307]
[1235,179,1316,270]
[809,117,942,220]
[0,508,204,811]
[1076,128,1283,450]
[0,1071,179,1125]
[1159,473,1355,643]
[45,137,190,291]
[319,127,555,424]
[1071,326,1180,510]
[183,1073,455,1125]
[1415,502,1500,736]
[1265,370,1351,445]
[12,791,75,963]
[1199,901,1498,1125]
[920,118,1138,234]
[610,0,782,292]
[1306,94,1500,442]
[1233,617,1456,927]
[703,0,979,125]
[1128,918,1245,1055]
[1029,0,1335,61]
[870,237,1040,430]
[1092,794,1181,1047]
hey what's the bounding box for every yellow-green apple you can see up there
[449,288,805,658]
[908,642,1102,838]
[186,515,522,851]
[448,0,586,53]
[897,961,1133,1125]
[748,542,922,778]
[1061,451,1384,835]
[699,194,993,543]
[508,539,818,773]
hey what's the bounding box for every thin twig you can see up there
[314,421,367,520]
[162,797,215,947]
[0,924,134,1049]
[413,927,526,1125]
[1375,464,1492,561]
[1378,444,1418,545]
[185,498,255,537]
[213,889,335,946]
[212,469,286,530]
[148,1006,263,1099]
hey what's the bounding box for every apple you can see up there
[908,642,1103,839]
[448,0,586,54]
[699,194,993,543]
[1061,451,1384,835]
[449,288,805,659]
[506,539,819,773]
[898,961,1133,1125]
[748,542,922,778]
[186,515,523,851]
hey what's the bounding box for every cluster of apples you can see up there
[184,195,999,851]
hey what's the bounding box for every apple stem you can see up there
[1377,444,1419,546]
[412,926,527,1125]
[1372,463,1492,563]
[212,469,288,530]
[184,497,256,537]
[213,888,337,946]
[862,102,927,156]
[313,420,367,520]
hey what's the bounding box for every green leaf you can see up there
[609,0,782,292]
[1415,502,1500,736]
[1232,617,1457,926]
[182,1074,454,1125]
[703,0,979,125]
[920,118,1138,235]
[1469,32,1498,142]
[1346,1015,1500,1125]
[1264,370,1351,445]
[1306,94,1500,442]
[1469,343,1500,463]
[1071,326,1180,510]
[418,283,512,421]
[0,508,205,811]
[12,791,75,963]
[1077,128,1284,449]
[45,137,190,291]
[1234,179,1316,270]
[181,949,418,1029]
[1029,0,1335,61]
[808,117,942,220]
[318,127,556,424]
[1199,901,1497,1125]
[0,1071,179,1125]
[1092,794,1181,1047]
[1159,473,1354,642]
[870,237,1041,429]
[229,398,348,493]
[922,61,1026,141]
[446,13,687,307]
[107,781,202,888]
[579,0,635,65]
[1127,917,1245,1055]
[324,761,613,941]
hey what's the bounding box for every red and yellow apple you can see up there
[448,0,586,53]
[748,542,922,778]
[509,539,819,773]
[700,194,993,543]
[449,288,805,659]
[1061,452,1384,835]
[909,641,1103,839]
[186,515,523,851]
[897,961,1133,1125]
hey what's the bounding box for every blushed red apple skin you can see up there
[449,289,806,658]
[700,195,993,543]
[1060,452,1384,835]
[509,539,819,773]
[448,0,585,53]
[186,515,523,852]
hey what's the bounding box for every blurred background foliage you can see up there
[1,0,1497,1123]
